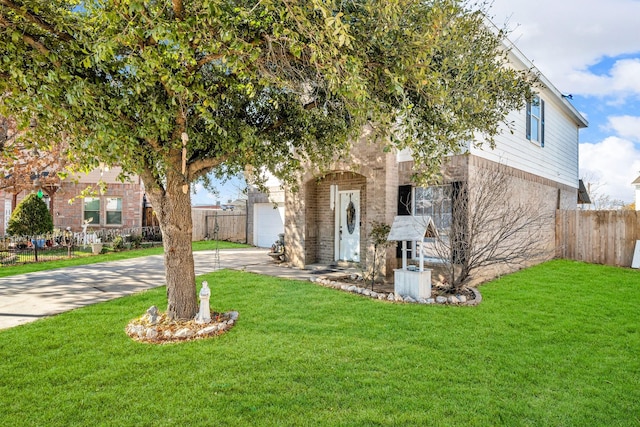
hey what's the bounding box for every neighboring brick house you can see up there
[1,167,146,234]
[250,42,588,281]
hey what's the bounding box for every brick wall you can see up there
[286,140,578,283]
[286,128,398,269]
[0,178,144,234]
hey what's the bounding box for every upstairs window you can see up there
[526,95,545,147]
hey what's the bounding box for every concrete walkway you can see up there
[0,248,315,330]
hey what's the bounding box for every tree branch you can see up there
[188,155,229,180]
[0,14,60,67]
[172,0,184,21]
[0,0,75,42]
[188,53,224,73]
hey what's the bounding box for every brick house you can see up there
[1,167,146,234]
[250,43,588,282]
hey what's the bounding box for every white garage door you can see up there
[254,203,285,248]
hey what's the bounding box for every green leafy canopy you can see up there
[0,0,534,189]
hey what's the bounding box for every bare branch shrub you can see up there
[418,165,554,290]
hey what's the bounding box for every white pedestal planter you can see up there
[91,243,103,255]
[394,269,432,300]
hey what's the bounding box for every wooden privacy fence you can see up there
[556,210,640,267]
[191,209,247,243]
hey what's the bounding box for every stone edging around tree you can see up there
[125,308,239,344]
[309,276,482,306]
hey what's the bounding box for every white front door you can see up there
[336,191,360,262]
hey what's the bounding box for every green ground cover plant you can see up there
[0,260,638,426]
[0,240,248,278]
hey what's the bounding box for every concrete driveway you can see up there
[0,248,310,330]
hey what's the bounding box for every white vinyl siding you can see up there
[470,90,579,189]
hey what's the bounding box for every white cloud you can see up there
[606,115,640,142]
[566,59,640,99]
[580,136,640,202]
[489,0,640,96]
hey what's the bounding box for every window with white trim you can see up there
[526,95,545,146]
[83,197,100,225]
[105,197,123,225]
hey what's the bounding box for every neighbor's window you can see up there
[83,197,100,225]
[526,95,545,146]
[105,197,122,225]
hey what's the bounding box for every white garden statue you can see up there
[195,281,211,324]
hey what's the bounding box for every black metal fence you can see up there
[0,226,162,266]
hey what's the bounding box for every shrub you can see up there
[129,234,143,249]
[7,193,54,236]
[112,235,125,251]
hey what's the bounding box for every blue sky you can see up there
[194,0,640,205]
[491,0,640,203]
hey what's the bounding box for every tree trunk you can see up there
[145,174,197,321]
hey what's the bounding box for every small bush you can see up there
[112,235,125,251]
[129,234,143,249]
[7,193,54,236]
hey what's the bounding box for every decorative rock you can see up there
[305,275,482,307]
[198,325,219,335]
[229,311,239,321]
[175,328,194,338]
[163,330,173,338]
[309,277,317,283]
[146,328,158,339]
[128,324,145,337]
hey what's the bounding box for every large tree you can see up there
[0,0,534,319]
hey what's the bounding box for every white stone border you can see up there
[309,276,482,306]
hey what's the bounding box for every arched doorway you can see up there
[304,171,366,265]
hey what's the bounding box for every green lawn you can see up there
[0,240,248,277]
[0,260,638,426]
